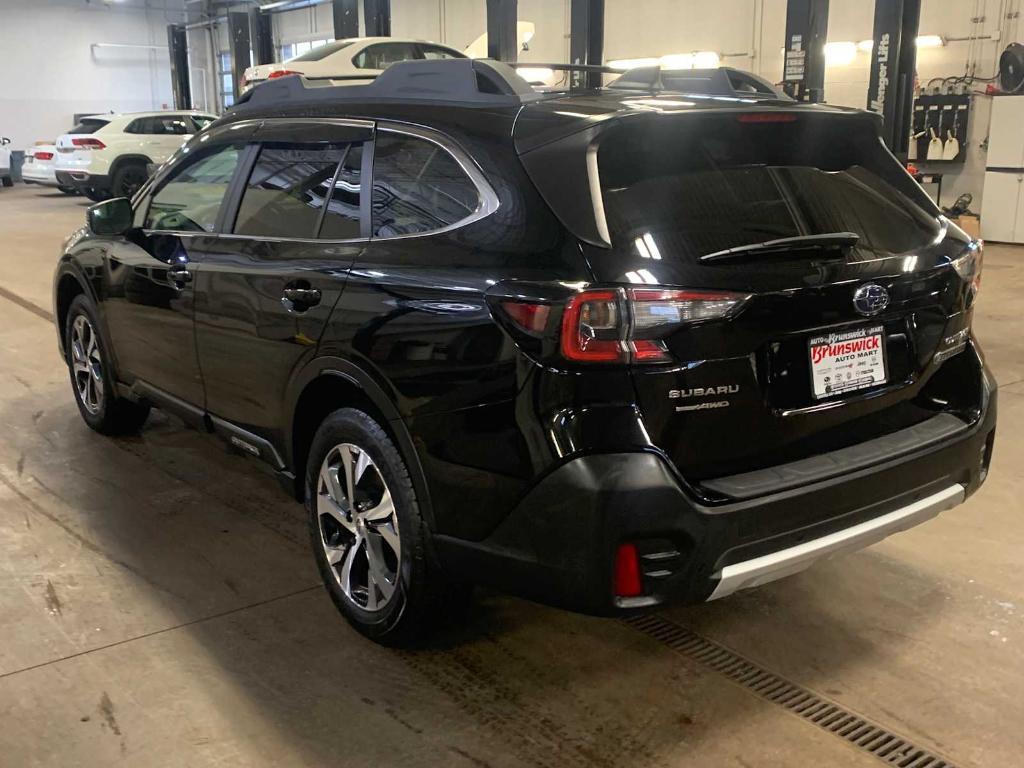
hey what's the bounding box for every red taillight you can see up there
[613,543,643,598]
[34,151,54,161]
[71,138,105,150]
[268,69,303,79]
[737,113,798,123]
[499,300,551,335]
[560,290,626,363]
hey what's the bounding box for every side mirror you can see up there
[87,197,133,236]
[0,137,10,146]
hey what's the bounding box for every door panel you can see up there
[102,232,207,406]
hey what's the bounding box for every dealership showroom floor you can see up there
[5,0,1024,767]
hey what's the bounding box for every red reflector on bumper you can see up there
[614,543,643,597]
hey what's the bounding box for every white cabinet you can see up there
[981,96,1024,243]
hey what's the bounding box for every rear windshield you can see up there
[598,113,942,259]
[289,40,353,62]
[69,118,109,134]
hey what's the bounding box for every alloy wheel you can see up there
[70,314,104,415]
[316,443,402,612]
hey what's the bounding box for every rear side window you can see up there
[354,42,419,69]
[145,144,242,232]
[598,114,942,259]
[69,118,109,134]
[419,45,463,60]
[233,144,360,239]
[290,40,352,62]
[371,133,480,237]
[126,116,192,135]
[191,115,216,132]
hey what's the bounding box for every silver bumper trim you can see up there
[708,484,966,601]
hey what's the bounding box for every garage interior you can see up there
[1,0,1023,766]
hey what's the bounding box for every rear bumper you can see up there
[435,367,996,615]
[55,171,109,192]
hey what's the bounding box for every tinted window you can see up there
[127,116,192,135]
[191,115,215,131]
[354,43,419,70]
[419,45,463,60]
[145,144,241,232]
[233,145,350,238]
[371,133,480,237]
[320,144,364,239]
[598,114,942,259]
[70,118,109,134]
[290,39,352,62]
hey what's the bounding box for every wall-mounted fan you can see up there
[999,43,1024,93]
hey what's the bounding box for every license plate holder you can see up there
[808,325,887,400]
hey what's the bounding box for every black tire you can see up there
[64,295,150,435]
[305,408,461,646]
[1,176,13,188]
[58,185,79,195]
[83,187,108,202]
[111,162,148,199]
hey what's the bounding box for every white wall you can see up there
[0,0,186,151]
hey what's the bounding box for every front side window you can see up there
[354,43,419,70]
[144,144,242,232]
[419,45,463,60]
[233,144,360,239]
[191,115,215,132]
[127,116,192,135]
[371,133,480,237]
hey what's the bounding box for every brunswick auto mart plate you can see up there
[808,325,887,400]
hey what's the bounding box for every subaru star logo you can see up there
[853,283,889,316]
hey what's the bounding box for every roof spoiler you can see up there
[233,58,547,110]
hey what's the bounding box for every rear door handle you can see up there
[282,284,321,311]
[167,263,192,285]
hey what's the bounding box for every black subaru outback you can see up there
[54,59,996,644]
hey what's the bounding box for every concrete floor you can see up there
[0,183,1021,768]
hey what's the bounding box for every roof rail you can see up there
[608,66,791,100]
[233,58,546,110]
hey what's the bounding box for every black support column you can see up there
[167,23,192,110]
[569,0,604,89]
[486,0,517,62]
[228,11,252,102]
[867,0,922,155]
[782,0,829,102]
[362,0,391,37]
[249,9,274,66]
[333,0,359,39]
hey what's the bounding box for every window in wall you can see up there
[371,134,480,237]
[233,144,357,239]
[218,52,234,109]
[145,144,242,232]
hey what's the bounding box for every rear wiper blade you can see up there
[700,232,860,263]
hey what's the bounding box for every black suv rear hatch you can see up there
[517,103,980,490]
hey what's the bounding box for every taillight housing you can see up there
[34,151,54,161]
[71,138,105,150]
[951,240,983,299]
[495,285,750,366]
[268,69,303,80]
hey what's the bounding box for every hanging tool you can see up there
[927,127,944,160]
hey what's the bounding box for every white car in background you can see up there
[24,144,77,194]
[0,137,12,188]
[55,111,216,201]
[241,37,465,93]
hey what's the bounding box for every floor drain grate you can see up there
[625,614,957,768]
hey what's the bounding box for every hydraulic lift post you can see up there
[867,0,922,156]
[782,0,829,102]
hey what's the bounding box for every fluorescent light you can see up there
[916,35,945,48]
[516,66,554,84]
[609,52,721,72]
[857,39,874,52]
[692,51,721,69]
[824,41,857,66]
[607,57,660,70]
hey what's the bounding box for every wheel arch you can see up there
[54,262,94,355]
[286,357,436,530]
[109,153,153,182]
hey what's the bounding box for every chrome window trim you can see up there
[370,121,500,241]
